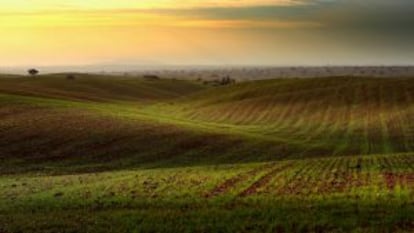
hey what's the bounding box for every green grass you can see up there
[0,75,413,232]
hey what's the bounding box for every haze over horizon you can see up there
[1,0,414,67]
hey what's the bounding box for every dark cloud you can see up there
[150,0,414,32]
[125,0,413,65]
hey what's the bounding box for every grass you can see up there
[0,74,413,232]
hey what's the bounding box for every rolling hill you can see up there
[0,75,413,233]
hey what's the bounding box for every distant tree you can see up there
[219,76,236,85]
[66,74,76,80]
[28,69,39,76]
[220,76,229,85]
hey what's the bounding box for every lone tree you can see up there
[28,69,39,76]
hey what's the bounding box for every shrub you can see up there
[66,74,76,80]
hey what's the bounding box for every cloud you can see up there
[0,10,321,29]
[0,0,310,12]
[1,0,413,32]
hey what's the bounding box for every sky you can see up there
[0,0,413,67]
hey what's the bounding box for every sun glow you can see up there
[0,1,319,66]
[0,11,320,29]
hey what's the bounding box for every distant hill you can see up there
[0,73,206,102]
[2,66,414,80]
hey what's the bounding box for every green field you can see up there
[0,75,413,233]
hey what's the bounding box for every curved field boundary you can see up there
[204,163,276,198]
[238,162,294,197]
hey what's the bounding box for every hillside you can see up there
[0,75,413,232]
[155,77,414,156]
[0,74,206,102]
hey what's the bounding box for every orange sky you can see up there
[1,0,413,67]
